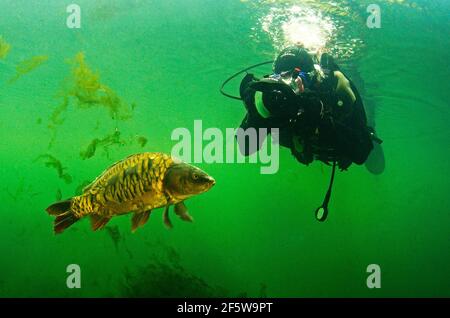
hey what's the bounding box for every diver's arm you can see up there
[237,74,270,156]
[334,71,356,106]
[330,74,373,166]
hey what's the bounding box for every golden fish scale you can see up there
[71,153,175,218]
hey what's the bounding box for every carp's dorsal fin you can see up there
[82,159,126,193]
[163,205,173,229]
[82,180,95,193]
[83,153,145,193]
[174,202,193,223]
[131,210,151,233]
[90,214,111,231]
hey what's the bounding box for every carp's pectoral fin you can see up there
[174,202,193,223]
[163,205,173,229]
[90,214,111,231]
[131,210,151,233]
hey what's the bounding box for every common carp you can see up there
[46,153,215,234]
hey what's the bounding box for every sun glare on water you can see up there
[261,5,335,53]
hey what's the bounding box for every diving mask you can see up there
[270,66,320,95]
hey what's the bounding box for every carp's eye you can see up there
[192,173,199,180]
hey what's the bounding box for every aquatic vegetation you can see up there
[69,52,132,120]
[136,135,148,147]
[0,36,11,60]
[80,138,99,160]
[5,178,40,202]
[35,154,72,184]
[105,225,122,252]
[80,129,125,160]
[55,188,62,201]
[47,53,135,151]
[9,55,48,83]
[123,262,219,297]
[122,245,227,297]
[80,131,148,160]
[48,97,69,128]
[47,97,70,149]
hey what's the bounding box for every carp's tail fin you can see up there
[46,199,80,234]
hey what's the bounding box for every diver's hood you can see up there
[273,46,315,74]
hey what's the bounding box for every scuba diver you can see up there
[220,44,383,221]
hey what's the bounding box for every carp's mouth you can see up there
[194,176,215,194]
[205,176,216,187]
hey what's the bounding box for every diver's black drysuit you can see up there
[237,55,374,170]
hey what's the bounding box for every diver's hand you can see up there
[338,157,352,171]
[290,140,313,166]
[291,149,313,166]
[240,73,258,100]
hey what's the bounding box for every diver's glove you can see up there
[291,140,314,166]
[240,73,258,99]
[338,157,352,171]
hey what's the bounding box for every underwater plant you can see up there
[79,130,149,160]
[47,97,70,149]
[35,154,72,184]
[55,188,62,201]
[48,97,69,128]
[46,53,139,155]
[9,55,48,83]
[79,129,125,160]
[104,225,122,252]
[136,135,148,147]
[5,177,41,202]
[121,244,228,298]
[69,52,132,120]
[0,36,11,60]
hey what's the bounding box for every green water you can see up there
[0,0,449,297]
